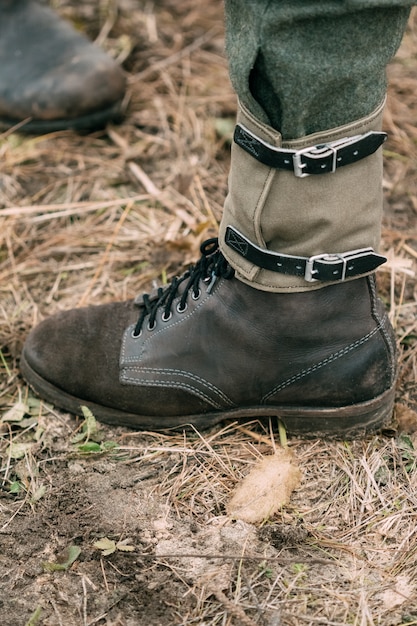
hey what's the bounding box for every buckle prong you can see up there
[304,254,324,282]
[292,144,338,178]
[292,150,309,178]
[304,252,346,282]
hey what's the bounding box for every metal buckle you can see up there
[304,247,377,282]
[304,253,347,282]
[292,144,337,178]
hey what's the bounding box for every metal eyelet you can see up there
[147,320,156,331]
[131,329,142,339]
[162,311,172,322]
[191,289,201,301]
[176,302,188,313]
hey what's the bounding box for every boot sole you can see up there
[0,101,124,134]
[20,353,395,438]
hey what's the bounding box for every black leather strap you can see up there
[234,124,387,177]
[225,226,386,282]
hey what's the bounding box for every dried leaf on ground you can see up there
[395,403,417,433]
[227,449,302,524]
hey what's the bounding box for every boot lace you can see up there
[132,238,234,337]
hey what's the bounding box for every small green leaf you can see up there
[94,537,117,556]
[81,406,98,436]
[25,605,42,626]
[71,431,86,444]
[116,538,135,552]
[71,406,99,444]
[398,433,414,451]
[9,481,22,494]
[93,537,135,555]
[77,442,102,453]
[43,545,81,572]
[27,395,51,412]
[277,418,288,448]
[101,440,119,451]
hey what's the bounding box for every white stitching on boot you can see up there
[262,327,380,402]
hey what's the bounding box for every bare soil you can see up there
[2,2,417,625]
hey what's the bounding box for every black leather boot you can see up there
[0,0,126,133]
[20,239,396,437]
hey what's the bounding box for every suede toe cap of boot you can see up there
[21,301,137,413]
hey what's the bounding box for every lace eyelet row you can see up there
[131,292,202,339]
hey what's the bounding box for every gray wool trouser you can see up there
[224,1,412,139]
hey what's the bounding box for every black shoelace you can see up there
[132,238,234,337]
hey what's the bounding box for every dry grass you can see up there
[1,2,417,625]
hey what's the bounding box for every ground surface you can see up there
[2,2,417,625]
